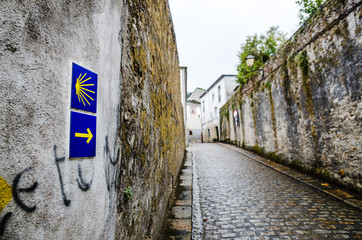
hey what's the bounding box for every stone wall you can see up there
[220,0,361,193]
[0,0,184,239]
[117,0,185,239]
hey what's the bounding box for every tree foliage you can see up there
[236,26,286,86]
[296,0,325,24]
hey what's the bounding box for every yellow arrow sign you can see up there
[75,128,93,144]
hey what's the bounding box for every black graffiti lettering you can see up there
[104,136,119,166]
[0,212,12,236]
[104,136,120,191]
[54,145,71,206]
[12,167,38,213]
[18,182,38,193]
[76,162,94,192]
[111,148,120,166]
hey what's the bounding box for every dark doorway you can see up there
[215,126,219,142]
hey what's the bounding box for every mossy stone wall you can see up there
[117,0,185,239]
[220,0,361,193]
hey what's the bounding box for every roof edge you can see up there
[200,74,237,98]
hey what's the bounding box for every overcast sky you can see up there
[168,0,301,92]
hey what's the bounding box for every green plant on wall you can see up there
[236,26,286,88]
[298,50,309,80]
[220,107,229,123]
[124,186,133,200]
[296,0,325,24]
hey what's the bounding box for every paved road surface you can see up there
[192,143,362,240]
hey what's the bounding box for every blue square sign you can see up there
[71,63,98,113]
[69,111,97,158]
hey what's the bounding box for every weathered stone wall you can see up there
[0,0,184,239]
[220,0,361,193]
[117,0,185,239]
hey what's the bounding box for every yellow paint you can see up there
[75,73,94,106]
[75,128,93,143]
[0,175,12,212]
[321,183,329,186]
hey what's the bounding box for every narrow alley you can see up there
[190,143,361,239]
[1,0,361,239]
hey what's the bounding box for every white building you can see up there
[180,66,187,145]
[186,88,206,144]
[200,75,238,142]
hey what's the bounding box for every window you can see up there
[218,86,221,102]
[202,101,205,113]
[207,129,210,137]
[189,131,193,136]
[212,93,214,103]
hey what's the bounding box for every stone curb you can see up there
[219,143,362,211]
[162,148,193,239]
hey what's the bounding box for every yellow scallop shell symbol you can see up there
[75,73,95,106]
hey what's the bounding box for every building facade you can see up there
[180,66,188,145]
[200,75,238,142]
[186,88,206,144]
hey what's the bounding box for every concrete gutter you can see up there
[162,148,192,239]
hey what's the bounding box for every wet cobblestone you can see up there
[193,143,362,239]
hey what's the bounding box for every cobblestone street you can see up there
[192,143,362,240]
